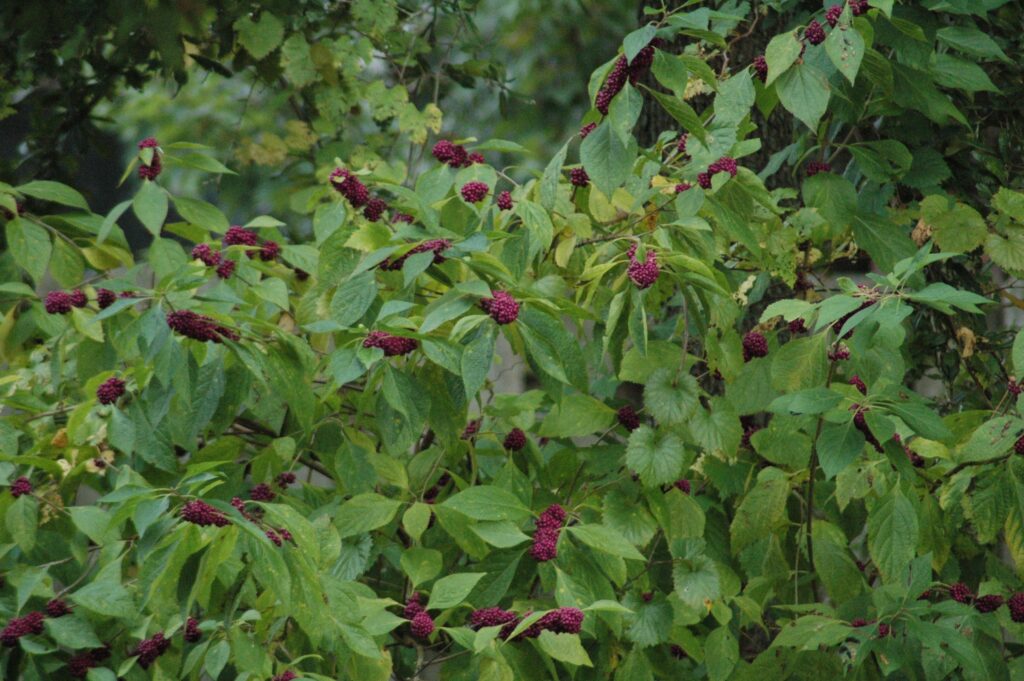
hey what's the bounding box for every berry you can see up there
[1,612,45,647]
[595,56,628,114]
[392,212,414,224]
[410,611,435,638]
[167,310,235,343]
[829,344,851,361]
[788,318,807,334]
[709,156,738,177]
[1015,435,1024,455]
[432,140,471,167]
[537,607,584,634]
[460,181,489,203]
[480,291,520,324]
[363,198,387,222]
[379,239,451,271]
[675,182,692,193]
[138,158,162,180]
[570,168,590,187]
[626,244,660,289]
[742,331,769,361]
[180,500,230,527]
[133,632,171,669]
[850,0,869,15]
[462,419,481,440]
[849,375,867,395]
[530,528,559,561]
[266,529,282,546]
[45,290,73,314]
[250,483,275,501]
[191,244,221,266]
[975,594,1003,613]
[627,41,661,83]
[68,652,98,678]
[277,472,296,488]
[216,259,236,279]
[673,479,691,495]
[363,331,419,356]
[642,592,654,602]
[329,168,371,207]
[497,191,513,211]
[949,582,973,604]
[468,152,485,165]
[259,240,280,262]
[96,377,125,405]
[46,599,71,618]
[10,476,32,498]
[826,4,843,27]
[96,288,117,309]
[851,405,884,453]
[677,133,689,155]
[1009,378,1022,396]
[69,289,87,308]
[183,617,201,643]
[805,20,826,46]
[537,504,567,530]
[806,161,832,176]
[877,623,892,637]
[278,528,293,543]
[404,592,424,620]
[138,137,159,149]
[1008,592,1024,622]
[850,618,868,627]
[273,672,298,681]
[470,607,518,629]
[580,123,597,139]
[617,406,640,431]
[753,55,768,82]
[697,172,712,189]
[503,427,527,451]
[223,226,258,247]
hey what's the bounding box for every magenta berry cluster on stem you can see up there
[480,290,520,324]
[530,504,566,562]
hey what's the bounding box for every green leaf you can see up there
[173,196,230,232]
[608,83,643,146]
[471,521,531,548]
[539,141,569,211]
[537,631,593,667]
[442,486,531,522]
[1014,330,1024,377]
[235,12,285,60]
[730,476,789,554]
[817,420,866,479]
[936,26,1009,61]
[50,238,85,288]
[930,54,1000,93]
[6,217,51,282]
[45,615,103,649]
[461,323,496,400]
[623,25,657,62]
[647,89,708,144]
[402,503,432,544]
[705,627,739,681]
[426,572,486,610]
[71,576,136,619]
[568,524,645,561]
[626,426,685,487]
[776,63,830,131]
[652,50,688,97]
[764,31,803,86]
[713,70,755,127]
[580,122,636,197]
[671,539,721,609]
[824,24,865,84]
[868,489,918,582]
[401,548,442,587]
[851,212,916,274]
[958,416,1024,463]
[538,394,615,438]
[986,228,1024,275]
[849,140,912,183]
[334,493,402,538]
[170,152,237,175]
[644,368,699,426]
[6,495,38,552]
[16,180,89,210]
[919,195,987,253]
[330,272,378,328]
[133,180,168,236]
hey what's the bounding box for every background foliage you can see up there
[3,0,1024,679]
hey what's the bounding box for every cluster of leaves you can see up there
[3,1,1024,680]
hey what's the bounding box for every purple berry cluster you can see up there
[672,479,691,494]
[825,4,844,26]
[96,376,125,405]
[1011,592,1024,622]
[530,504,566,562]
[183,617,202,643]
[617,405,640,431]
[132,631,171,669]
[503,427,527,451]
[806,161,832,176]
[697,156,739,190]
[469,606,583,640]
[45,599,72,618]
[277,471,296,488]
[403,593,435,639]
[626,243,660,289]
[580,123,597,139]
[214,225,280,268]
[850,405,884,453]
[788,318,807,334]
[432,140,483,168]
[849,374,867,395]
[828,343,851,361]
[804,20,826,45]
[1015,435,1024,455]
[10,476,33,498]
[594,39,662,114]
[329,168,370,208]
[180,499,231,527]
[96,288,117,309]
[250,483,275,501]
[460,181,490,204]
[363,331,419,357]
[379,239,451,271]
[363,197,388,223]
[742,331,769,361]
[393,212,414,224]
[67,647,111,678]
[753,55,768,82]
[137,137,162,180]
[44,289,88,314]
[480,290,520,324]
[273,671,298,681]
[569,168,590,187]
[461,419,481,440]
[893,434,925,467]
[470,607,519,629]
[675,182,692,194]
[497,190,513,210]
[166,310,239,343]
[1,611,45,647]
